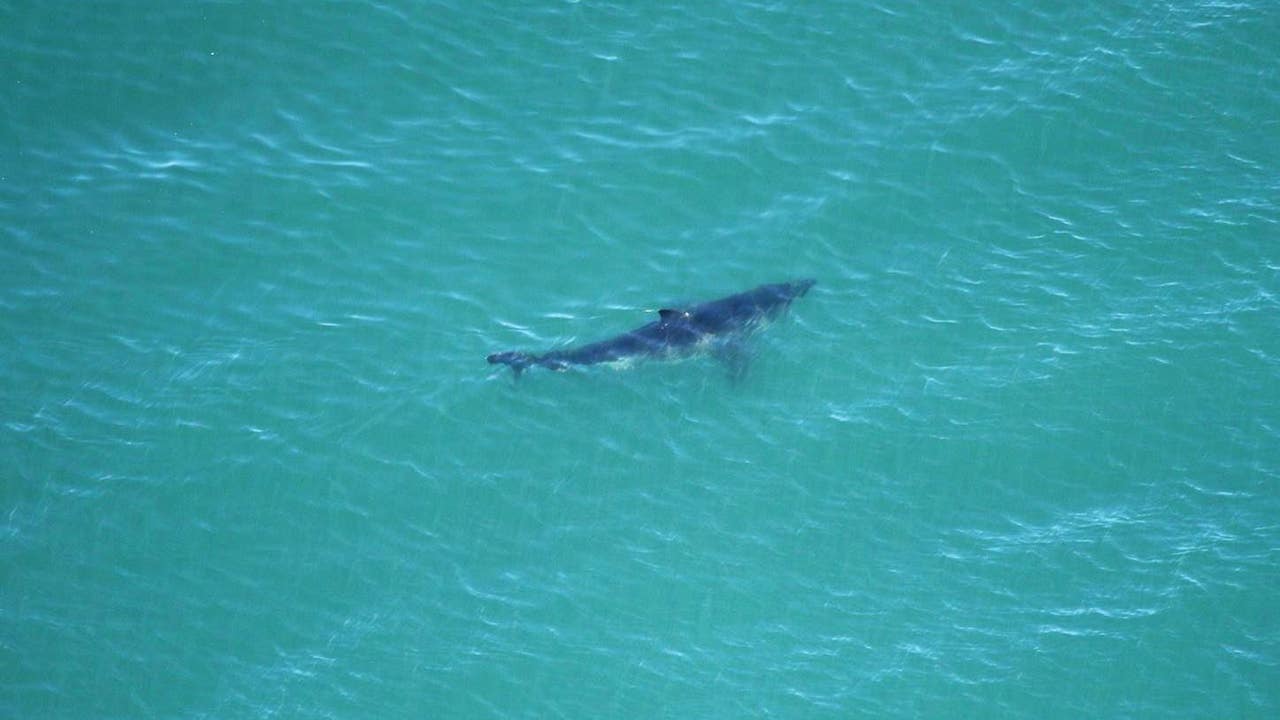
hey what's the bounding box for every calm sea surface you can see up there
[4,2,1278,717]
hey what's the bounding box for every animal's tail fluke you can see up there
[487,351,537,378]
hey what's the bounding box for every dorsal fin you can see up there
[658,308,689,322]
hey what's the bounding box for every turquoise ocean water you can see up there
[3,2,1278,717]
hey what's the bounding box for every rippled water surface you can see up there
[4,2,1278,717]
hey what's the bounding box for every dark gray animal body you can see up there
[487,279,815,378]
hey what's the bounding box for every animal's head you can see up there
[734,278,817,325]
[760,278,816,307]
[786,278,816,298]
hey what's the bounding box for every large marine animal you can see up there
[487,279,815,379]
